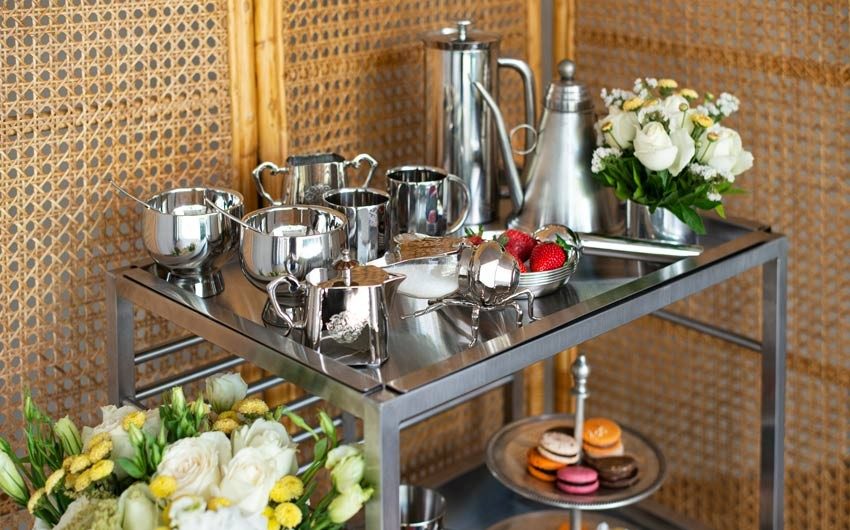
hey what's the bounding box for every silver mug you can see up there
[253,152,378,206]
[322,187,390,264]
[399,485,447,530]
[386,165,471,247]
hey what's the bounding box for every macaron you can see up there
[538,428,580,465]
[582,418,622,448]
[555,465,599,495]
[587,455,639,489]
[526,447,563,482]
[583,440,624,459]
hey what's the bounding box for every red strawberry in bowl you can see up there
[517,260,528,273]
[529,235,573,272]
[464,226,485,246]
[498,229,536,262]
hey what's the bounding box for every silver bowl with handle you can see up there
[142,187,244,297]
[239,205,347,290]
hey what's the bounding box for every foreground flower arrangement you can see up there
[0,373,372,529]
[592,77,752,234]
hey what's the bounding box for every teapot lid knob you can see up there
[334,249,358,271]
[558,59,576,81]
[456,19,471,40]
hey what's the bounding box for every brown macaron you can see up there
[586,455,639,489]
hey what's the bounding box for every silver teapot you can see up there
[265,250,405,367]
[473,60,622,234]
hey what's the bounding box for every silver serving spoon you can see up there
[203,198,262,233]
[109,178,152,210]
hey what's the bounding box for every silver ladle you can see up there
[203,198,262,233]
[109,179,152,210]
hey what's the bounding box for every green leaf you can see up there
[117,457,145,479]
[283,410,318,440]
[715,204,726,218]
[677,207,706,234]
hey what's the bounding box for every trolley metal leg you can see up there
[106,275,136,406]
[760,249,787,530]
[364,403,401,530]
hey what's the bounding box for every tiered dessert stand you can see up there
[106,215,787,530]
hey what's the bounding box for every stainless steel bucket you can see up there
[399,485,447,530]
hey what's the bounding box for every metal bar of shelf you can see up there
[653,309,762,351]
[134,335,206,365]
[246,375,286,395]
[135,356,245,400]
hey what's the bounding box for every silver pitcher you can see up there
[265,250,405,367]
[253,152,378,206]
[322,187,390,264]
[422,20,536,225]
[474,60,623,234]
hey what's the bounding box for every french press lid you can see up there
[545,60,593,112]
[420,20,500,50]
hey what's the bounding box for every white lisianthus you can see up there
[167,496,207,529]
[215,446,289,515]
[205,373,248,413]
[325,445,360,469]
[231,420,298,475]
[82,406,161,479]
[328,484,374,524]
[668,129,696,176]
[173,506,267,530]
[156,431,231,499]
[0,451,28,505]
[599,107,639,149]
[633,122,678,171]
[118,482,159,530]
[699,127,753,175]
[330,454,365,493]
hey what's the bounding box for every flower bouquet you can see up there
[591,78,752,234]
[0,373,373,530]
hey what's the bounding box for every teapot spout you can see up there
[471,80,524,214]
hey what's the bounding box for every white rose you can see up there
[118,482,159,530]
[633,122,678,171]
[215,446,289,515]
[599,107,639,149]
[663,95,695,133]
[167,496,206,529]
[668,128,696,176]
[173,506,266,530]
[700,126,753,175]
[82,406,161,479]
[205,373,248,413]
[156,431,231,499]
[231,420,298,475]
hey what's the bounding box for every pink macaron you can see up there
[556,465,599,495]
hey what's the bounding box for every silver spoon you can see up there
[203,198,262,233]
[109,179,152,210]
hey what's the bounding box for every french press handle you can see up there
[497,58,537,162]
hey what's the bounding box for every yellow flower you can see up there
[68,454,91,474]
[270,475,304,503]
[600,121,613,133]
[45,468,66,494]
[267,520,281,530]
[706,132,720,142]
[208,497,232,511]
[74,470,92,492]
[218,410,239,421]
[274,503,303,528]
[62,456,74,471]
[262,506,275,520]
[658,78,678,89]
[150,475,178,499]
[65,473,78,490]
[679,88,699,99]
[622,97,644,111]
[122,411,147,431]
[691,113,713,128]
[89,460,114,481]
[86,432,111,449]
[26,488,44,514]
[87,439,112,463]
[235,398,269,416]
[213,418,240,435]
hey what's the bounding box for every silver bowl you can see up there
[517,254,580,297]
[143,187,244,297]
[240,205,347,289]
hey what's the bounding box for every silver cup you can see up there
[143,187,244,297]
[239,205,348,289]
[386,165,471,248]
[253,152,378,206]
[399,485,447,530]
[322,187,390,263]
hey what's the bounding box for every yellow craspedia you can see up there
[218,410,239,421]
[68,454,91,474]
[65,473,78,490]
[74,470,92,492]
[622,97,644,111]
[270,475,304,503]
[213,418,240,435]
[262,506,275,519]
[45,468,66,494]
[706,132,720,142]
[600,121,613,133]
[122,410,147,431]
[691,113,713,128]
[274,503,303,528]
[208,497,232,511]
[235,398,269,416]
[26,488,44,514]
[658,78,678,89]
[267,520,281,530]
[62,456,74,471]
[87,439,112,463]
[86,432,111,449]
[679,88,699,100]
[150,475,178,499]
[89,459,114,481]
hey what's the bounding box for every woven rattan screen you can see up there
[575,1,850,528]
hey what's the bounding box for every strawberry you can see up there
[517,260,528,273]
[498,229,536,262]
[529,235,574,272]
[464,226,485,246]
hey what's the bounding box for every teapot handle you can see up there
[497,58,537,161]
[266,274,305,333]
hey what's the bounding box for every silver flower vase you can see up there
[625,201,697,244]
